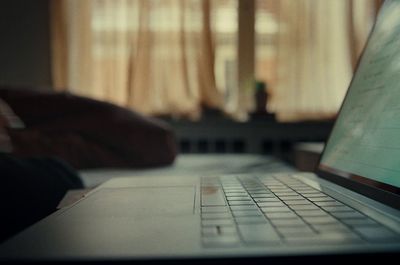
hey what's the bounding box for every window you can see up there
[52,0,379,121]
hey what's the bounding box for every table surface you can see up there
[79,154,295,188]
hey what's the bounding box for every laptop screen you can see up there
[319,0,400,195]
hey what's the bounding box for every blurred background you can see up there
[0,0,383,159]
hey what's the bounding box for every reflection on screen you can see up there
[320,0,400,189]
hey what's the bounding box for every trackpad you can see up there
[62,186,196,218]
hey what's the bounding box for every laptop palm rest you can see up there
[60,186,196,218]
[0,186,199,258]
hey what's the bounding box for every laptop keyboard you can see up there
[201,175,400,247]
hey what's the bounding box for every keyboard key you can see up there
[295,209,328,217]
[284,200,312,206]
[280,182,304,187]
[268,185,290,189]
[202,206,229,213]
[232,210,263,217]
[235,216,268,224]
[246,188,266,191]
[261,206,292,213]
[249,193,272,198]
[354,226,399,242]
[303,216,339,225]
[257,201,286,207]
[270,191,293,195]
[266,185,287,189]
[279,179,299,184]
[290,205,320,211]
[223,188,246,192]
[229,201,255,206]
[270,218,306,227]
[279,195,304,201]
[201,187,226,206]
[260,177,282,186]
[223,187,245,190]
[251,194,276,199]
[273,192,298,197]
[230,205,259,211]
[313,201,344,207]
[225,192,248,197]
[238,223,280,244]
[307,197,335,202]
[254,198,280,203]
[302,193,327,198]
[295,189,319,194]
[201,212,232,219]
[292,186,313,190]
[226,196,251,201]
[248,191,270,195]
[264,211,298,219]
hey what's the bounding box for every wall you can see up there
[0,0,52,90]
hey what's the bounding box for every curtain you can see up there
[51,0,223,119]
[51,0,380,121]
[265,0,378,121]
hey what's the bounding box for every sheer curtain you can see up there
[51,0,223,119]
[260,0,379,121]
[51,0,381,121]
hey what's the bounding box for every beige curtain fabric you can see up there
[126,0,223,118]
[268,0,377,121]
[349,0,377,69]
[51,0,223,119]
[49,0,68,89]
[51,0,379,121]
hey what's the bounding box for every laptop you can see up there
[1,0,400,262]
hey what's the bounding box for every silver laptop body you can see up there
[1,0,400,262]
